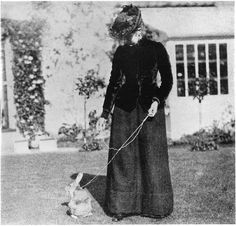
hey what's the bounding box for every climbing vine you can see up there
[2,18,48,140]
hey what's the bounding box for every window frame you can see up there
[174,40,229,97]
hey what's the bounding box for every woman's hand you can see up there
[148,101,158,117]
[96,117,106,131]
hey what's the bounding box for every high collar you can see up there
[124,37,144,47]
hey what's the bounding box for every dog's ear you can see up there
[75,172,83,185]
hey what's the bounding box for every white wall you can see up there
[42,3,235,139]
[43,51,111,138]
[2,2,234,140]
[166,39,234,140]
[40,2,115,137]
[142,4,234,38]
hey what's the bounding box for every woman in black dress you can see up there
[97,5,173,222]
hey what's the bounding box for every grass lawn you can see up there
[1,145,235,224]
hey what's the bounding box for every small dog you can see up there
[65,172,92,218]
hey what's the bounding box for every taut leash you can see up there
[81,114,149,189]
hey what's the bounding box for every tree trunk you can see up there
[199,101,202,130]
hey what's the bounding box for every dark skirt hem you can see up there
[105,189,173,216]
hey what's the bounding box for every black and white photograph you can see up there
[1,0,235,224]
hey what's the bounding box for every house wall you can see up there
[141,4,234,140]
[38,2,115,138]
[2,2,234,140]
[141,3,234,38]
[24,3,236,139]
[166,39,234,139]
[42,41,113,138]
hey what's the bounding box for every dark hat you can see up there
[109,4,144,40]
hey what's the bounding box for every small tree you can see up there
[191,77,214,129]
[75,68,106,144]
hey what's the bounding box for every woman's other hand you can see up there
[148,101,158,117]
[96,117,106,131]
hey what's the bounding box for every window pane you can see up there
[187,62,195,78]
[219,44,228,94]
[220,43,227,59]
[198,44,206,60]
[176,63,184,78]
[177,80,185,96]
[209,44,216,60]
[199,62,206,78]
[187,45,195,61]
[209,79,218,95]
[199,78,208,95]
[220,79,228,94]
[188,79,196,96]
[176,45,184,61]
[220,60,228,78]
[175,44,185,97]
[209,62,217,78]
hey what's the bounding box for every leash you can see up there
[81,114,149,189]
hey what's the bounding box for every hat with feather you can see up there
[109,4,144,40]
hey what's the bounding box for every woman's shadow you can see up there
[70,173,107,211]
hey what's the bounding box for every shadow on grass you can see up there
[70,173,107,211]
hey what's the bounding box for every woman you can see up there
[97,5,173,221]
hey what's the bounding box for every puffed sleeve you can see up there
[153,42,173,104]
[101,46,123,119]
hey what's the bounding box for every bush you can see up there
[211,126,234,144]
[57,110,111,151]
[58,123,83,142]
[188,129,219,152]
[174,105,235,151]
[79,110,111,152]
[88,109,111,135]
[80,139,102,152]
[177,124,234,152]
[173,129,219,152]
[88,110,99,135]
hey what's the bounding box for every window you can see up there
[219,44,228,94]
[175,42,228,97]
[208,44,218,94]
[176,44,185,96]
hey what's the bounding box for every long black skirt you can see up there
[104,104,173,217]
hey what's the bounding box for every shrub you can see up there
[177,124,234,152]
[211,122,235,144]
[175,105,235,151]
[88,109,111,135]
[88,110,99,135]
[75,69,106,144]
[80,140,102,152]
[57,110,111,151]
[79,110,111,152]
[188,129,219,152]
[58,123,83,142]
